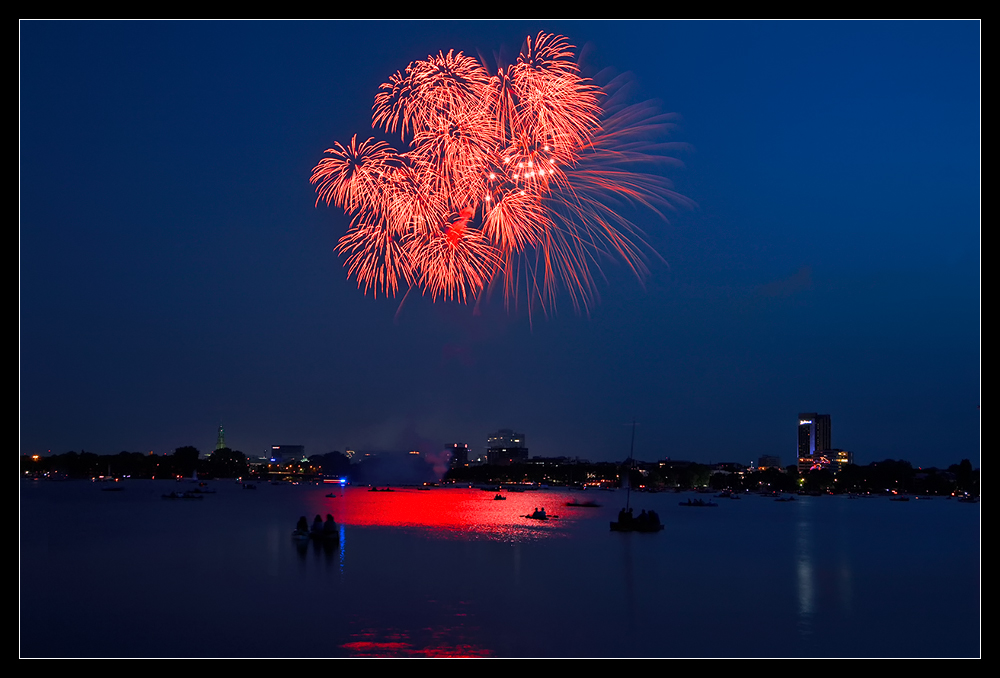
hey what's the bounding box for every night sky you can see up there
[19,21,980,469]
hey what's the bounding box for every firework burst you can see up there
[313,32,689,314]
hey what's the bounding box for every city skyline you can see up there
[19,21,980,469]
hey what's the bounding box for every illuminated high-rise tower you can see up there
[797,413,831,472]
[216,424,226,451]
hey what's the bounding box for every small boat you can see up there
[610,421,662,533]
[566,499,601,507]
[293,514,339,542]
[524,508,550,520]
[494,494,506,500]
[610,508,663,532]
[319,514,339,540]
[679,498,718,507]
[292,516,311,541]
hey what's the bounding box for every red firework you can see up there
[312,32,688,313]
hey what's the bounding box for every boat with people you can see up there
[523,507,550,520]
[292,516,311,541]
[679,498,718,507]
[610,507,663,532]
[494,494,506,500]
[610,421,663,533]
[293,514,339,542]
[161,491,203,500]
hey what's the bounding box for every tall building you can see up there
[216,424,226,451]
[449,443,469,468]
[486,429,528,465]
[798,413,832,473]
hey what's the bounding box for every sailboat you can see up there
[610,421,663,533]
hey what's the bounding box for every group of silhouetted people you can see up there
[294,513,337,540]
[616,507,660,529]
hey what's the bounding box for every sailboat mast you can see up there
[627,420,636,512]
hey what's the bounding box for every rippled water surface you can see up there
[20,481,980,657]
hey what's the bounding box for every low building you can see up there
[486,429,528,465]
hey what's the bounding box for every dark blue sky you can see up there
[20,21,980,468]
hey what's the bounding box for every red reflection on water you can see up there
[342,640,411,656]
[342,639,491,658]
[343,624,491,657]
[311,487,578,541]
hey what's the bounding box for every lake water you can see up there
[19,480,980,657]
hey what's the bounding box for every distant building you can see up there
[216,425,226,451]
[486,428,528,465]
[270,445,305,463]
[831,448,853,470]
[797,414,849,473]
[758,454,782,470]
[803,448,854,473]
[449,443,469,468]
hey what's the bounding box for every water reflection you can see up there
[19,481,980,657]
[343,620,492,658]
[311,487,578,542]
[795,500,815,645]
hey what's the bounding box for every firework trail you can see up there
[312,32,690,314]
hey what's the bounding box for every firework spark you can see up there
[313,32,689,314]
